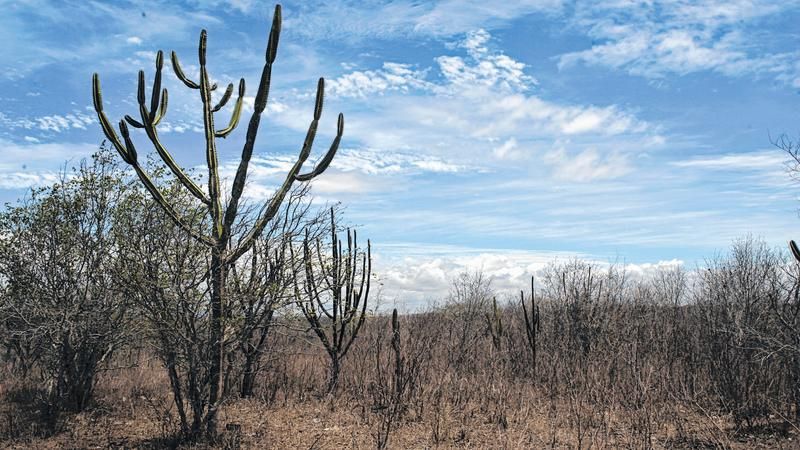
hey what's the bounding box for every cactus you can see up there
[521,276,541,374]
[485,297,503,350]
[293,207,371,394]
[91,4,343,436]
[790,240,800,262]
[391,308,402,396]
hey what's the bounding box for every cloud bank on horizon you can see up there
[2,0,800,305]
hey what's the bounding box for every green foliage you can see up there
[0,147,132,414]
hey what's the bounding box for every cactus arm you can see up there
[295,112,343,182]
[791,240,800,262]
[170,51,200,89]
[303,233,333,320]
[226,77,322,263]
[197,29,224,239]
[315,238,336,293]
[134,53,211,206]
[214,78,245,139]
[129,163,215,248]
[92,74,213,248]
[297,78,324,162]
[118,120,215,248]
[142,125,211,206]
[226,150,306,262]
[152,88,168,126]
[521,289,531,336]
[343,245,368,327]
[92,74,134,164]
[212,82,234,112]
[520,276,540,371]
[222,4,281,242]
[149,50,164,122]
[124,115,145,129]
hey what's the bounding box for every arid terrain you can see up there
[4,252,800,449]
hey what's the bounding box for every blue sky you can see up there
[3,0,800,305]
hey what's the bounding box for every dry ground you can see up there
[2,360,798,450]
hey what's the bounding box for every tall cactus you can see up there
[292,207,371,394]
[91,4,343,436]
[521,276,541,374]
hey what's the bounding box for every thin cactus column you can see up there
[486,297,503,350]
[91,4,344,436]
[391,308,402,393]
[521,276,541,374]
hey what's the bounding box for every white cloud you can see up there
[436,29,536,92]
[0,111,95,133]
[269,29,652,181]
[375,242,687,308]
[671,150,787,170]
[327,63,431,98]
[331,148,468,174]
[286,0,564,41]
[544,145,632,182]
[559,0,800,84]
[0,171,61,189]
[210,147,467,203]
[0,138,95,165]
[126,36,143,45]
[375,243,580,307]
[0,139,97,191]
[492,137,522,160]
[307,171,372,195]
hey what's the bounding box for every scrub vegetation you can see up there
[2,4,800,449]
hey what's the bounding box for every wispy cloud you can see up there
[544,145,631,182]
[0,171,61,190]
[672,150,788,170]
[284,0,564,41]
[559,0,800,85]
[0,139,98,191]
[2,0,799,305]
[271,28,653,179]
[0,111,95,134]
[0,0,222,80]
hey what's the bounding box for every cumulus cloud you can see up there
[374,242,686,308]
[328,63,431,98]
[268,28,653,182]
[436,30,535,92]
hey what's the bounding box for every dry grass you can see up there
[4,246,800,449]
[1,364,794,449]
[2,316,798,450]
